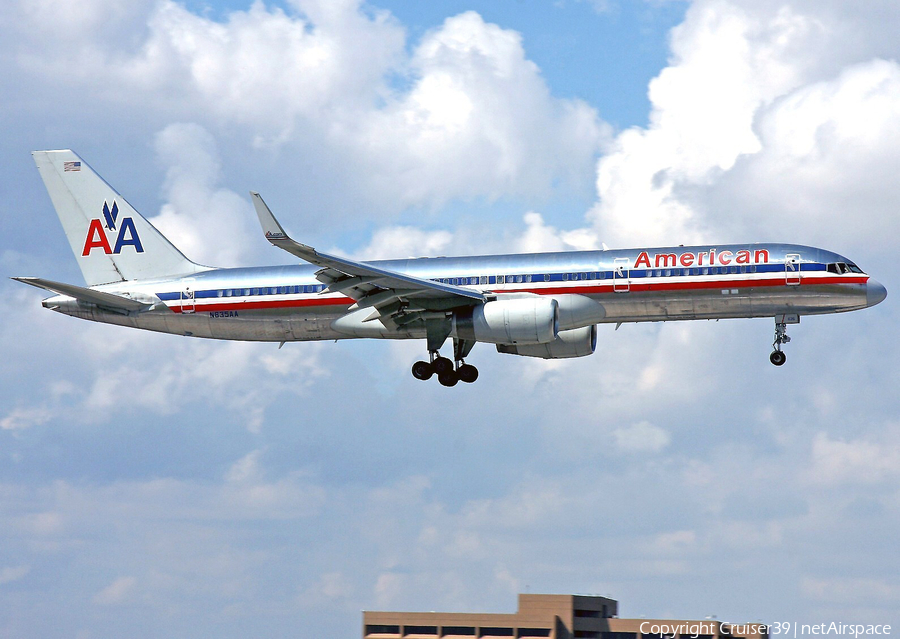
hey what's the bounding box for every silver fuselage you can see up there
[42,242,884,342]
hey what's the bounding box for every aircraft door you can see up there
[785,253,801,286]
[181,286,195,314]
[613,257,630,292]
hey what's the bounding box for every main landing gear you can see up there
[769,315,798,366]
[412,351,479,386]
[412,337,479,386]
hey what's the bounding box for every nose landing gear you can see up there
[769,314,799,366]
[769,348,787,366]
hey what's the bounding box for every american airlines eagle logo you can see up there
[81,201,144,256]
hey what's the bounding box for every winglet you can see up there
[250,192,322,264]
[247,192,485,303]
[250,192,289,241]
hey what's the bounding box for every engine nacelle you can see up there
[454,297,559,345]
[496,324,597,359]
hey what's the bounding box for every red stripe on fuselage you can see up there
[503,274,868,296]
[169,295,354,314]
[166,274,868,313]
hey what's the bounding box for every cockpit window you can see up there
[827,262,865,275]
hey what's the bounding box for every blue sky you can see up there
[2,0,899,637]
[378,0,689,126]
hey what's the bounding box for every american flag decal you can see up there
[63,161,81,172]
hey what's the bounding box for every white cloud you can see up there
[351,11,608,207]
[582,0,900,257]
[17,0,153,46]
[93,576,137,605]
[517,212,598,253]
[801,576,900,605]
[225,449,265,484]
[356,226,454,260]
[13,0,403,139]
[149,123,255,267]
[301,570,355,605]
[807,431,900,486]
[374,571,403,607]
[612,420,671,453]
[0,565,31,585]
[0,406,52,431]
[644,530,697,555]
[713,58,900,250]
[16,511,65,536]
[7,1,606,211]
[587,1,823,247]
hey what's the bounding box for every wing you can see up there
[251,192,484,333]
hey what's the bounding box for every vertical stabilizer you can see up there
[32,150,205,285]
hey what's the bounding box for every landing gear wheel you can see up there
[457,363,479,383]
[411,360,434,380]
[771,319,792,367]
[438,370,459,387]
[433,356,454,375]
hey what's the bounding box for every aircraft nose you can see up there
[867,278,887,307]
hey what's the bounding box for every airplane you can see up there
[13,150,887,387]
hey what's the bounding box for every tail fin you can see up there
[32,150,205,285]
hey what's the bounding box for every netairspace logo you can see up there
[768,622,893,638]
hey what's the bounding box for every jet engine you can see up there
[496,324,597,359]
[454,297,559,345]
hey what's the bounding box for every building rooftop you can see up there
[363,593,767,639]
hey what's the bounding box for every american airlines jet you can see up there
[14,150,887,386]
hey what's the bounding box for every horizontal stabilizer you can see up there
[12,277,150,312]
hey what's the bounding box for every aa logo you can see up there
[82,201,144,256]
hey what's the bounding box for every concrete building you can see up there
[363,593,767,639]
